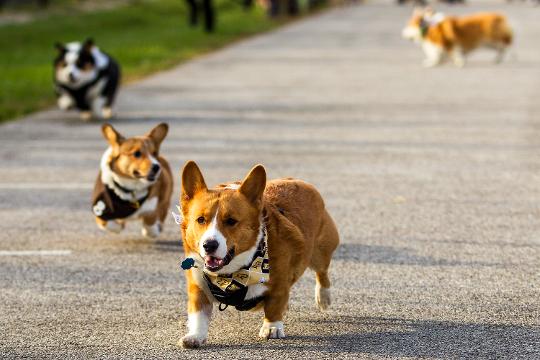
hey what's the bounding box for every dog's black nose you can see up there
[69,72,76,83]
[203,239,219,254]
[151,163,161,174]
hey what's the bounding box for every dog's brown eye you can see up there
[133,150,141,158]
[224,217,237,226]
[197,216,205,225]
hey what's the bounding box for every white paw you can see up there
[91,97,106,118]
[142,222,161,238]
[98,221,123,234]
[80,111,92,121]
[57,95,74,110]
[102,107,113,120]
[315,284,331,311]
[259,320,285,339]
[179,333,207,349]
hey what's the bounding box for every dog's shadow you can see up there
[206,316,539,358]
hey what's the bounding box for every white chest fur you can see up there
[245,283,268,300]
[127,196,158,220]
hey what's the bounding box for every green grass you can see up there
[0,0,279,122]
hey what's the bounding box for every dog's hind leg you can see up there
[310,211,339,311]
[142,213,161,239]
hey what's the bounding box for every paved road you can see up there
[1,1,539,358]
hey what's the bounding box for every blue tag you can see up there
[181,258,196,270]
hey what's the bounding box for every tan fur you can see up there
[94,123,173,237]
[426,14,512,52]
[179,161,339,348]
[403,9,513,67]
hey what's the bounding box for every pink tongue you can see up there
[205,256,224,268]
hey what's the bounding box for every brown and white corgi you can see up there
[177,161,340,348]
[92,123,173,238]
[402,8,513,67]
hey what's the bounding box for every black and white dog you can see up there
[54,38,120,120]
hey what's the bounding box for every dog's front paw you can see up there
[259,320,285,339]
[102,107,113,120]
[98,220,124,234]
[179,334,207,349]
[142,222,161,238]
[57,95,74,110]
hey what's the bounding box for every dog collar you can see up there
[112,179,136,194]
[202,225,269,311]
[92,176,149,220]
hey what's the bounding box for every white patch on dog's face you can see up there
[215,222,264,275]
[402,25,422,42]
[199,211,228,260]
[55,43,97,88]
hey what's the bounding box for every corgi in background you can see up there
[177,161,339,348]
[54,38,121,120]
[402,8,513,67]
[92,123,173,238]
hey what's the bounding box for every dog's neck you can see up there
[100,147,152,201]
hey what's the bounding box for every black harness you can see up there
[92,174,148,221]
[203,229,269,311]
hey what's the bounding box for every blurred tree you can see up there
[0,0,50,9]
[268,0,298,17]
[307,0,325,10]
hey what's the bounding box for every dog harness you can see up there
[203,227,270,311]
[92,173,148,221]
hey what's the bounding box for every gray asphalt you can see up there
[1,1,539,359]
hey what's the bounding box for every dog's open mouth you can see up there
[204,255,226,272]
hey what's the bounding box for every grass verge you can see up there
[0,0,280,123]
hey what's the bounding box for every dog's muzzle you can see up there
[203,247,235,272]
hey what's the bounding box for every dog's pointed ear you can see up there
[55,42,66,53]
[101,123,124,147]
[82,38,94,52]
[146,123,168,151]
[239,165,266,207]
[181,161,207,202]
